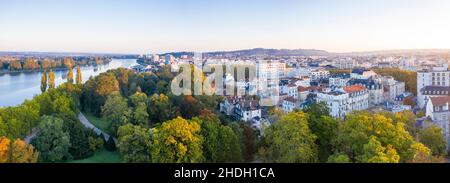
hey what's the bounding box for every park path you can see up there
[78,113,117,143]
[24,129,39,144]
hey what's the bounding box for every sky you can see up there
[1,0,450,54]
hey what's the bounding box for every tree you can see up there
[357,136,400,163]
[152,117,203,163]
[76,66,82,84]
[48,69,55,89]
[304,102,338,162]
[198,113,243,163]
[117,124,152,163]
[67,67,74,84]
[101,92,131,136]
[259,112,318,163]
[23,58,39,70]
[180,96,201,119]
[333,112,436,163]
[418,125,447,156]
[40,70,47,93]
[32,116,71,162]
[327,153,350,163]
[0,136,39,163]
[129,92,149,127]
[148,94,178,125]
[105,136,117,151]
[9,60,22,71]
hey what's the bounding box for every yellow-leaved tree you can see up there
[0,136,39,163]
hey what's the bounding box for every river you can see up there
[0,59,137,107]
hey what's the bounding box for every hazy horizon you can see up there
[1,0,450,54]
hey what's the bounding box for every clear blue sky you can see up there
[1,0,450,54]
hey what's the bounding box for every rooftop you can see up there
[343,85,366,93]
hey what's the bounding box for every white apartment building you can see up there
[380,76,405,102]
[419,86,450,110]
[282,97,299,113]
[309,69,330,81]
[333,58,355,69]
[316,85,369,118]
[425,96,450,147]
[417,64,450,108]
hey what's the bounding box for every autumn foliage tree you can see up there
[151,117,203,163]
[48,69,55,89]
[0,136,39,163]
[259,111,318,163]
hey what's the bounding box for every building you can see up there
[220,96,262,122]
[350,68,377,80]
[234,100,262,122]
[316,85,369,118]
[417,65,450,108]
[418,86,450,109]
[380,76,405,102]
[329,73,351,87]
[425,96,450,147]
[333,58,355,69]
[309,69,330,81]
[348,79,384,107]
[282,97,299,113]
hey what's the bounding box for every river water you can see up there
[0,59,137,107]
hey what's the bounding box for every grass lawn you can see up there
[67,150,122,163]
[84,112,113,135]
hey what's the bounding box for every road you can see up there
[78,113,117,143]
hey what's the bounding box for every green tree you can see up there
[48,69,55,89]
[327,153,350,163]
[40,70,47,93]
[304,102,338,162]
[32,116,71,162]
[357,136,400,163]
[105,136,117,151]
[117,124,152,163]
[148,94,178,125]
[418,125,447,156]
[152,117,203,163]
[333,112,435,163]
[76,66,82,85]
[259,111,318,163]
[198,113,243,163]
[129,92,149,127]
[101,92,131,136]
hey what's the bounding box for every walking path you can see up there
[78,113,117,143]
[24,129,39,144]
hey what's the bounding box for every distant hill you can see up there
[205,48,330,57]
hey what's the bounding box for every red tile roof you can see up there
[344,85,366,93]
[430,96,450,106]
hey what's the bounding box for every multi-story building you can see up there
[333,58,355,69]
[234,100,262,122]
[282,97,300,113]
[417,64,450,108]
[348,79,384,107]
[309,69,330,81]
[350,68,377,80]
[316,85,369,118]
[329,74,351,87]
[425,96,450,147]
[418,86,450,109]
[380,76,405,102]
